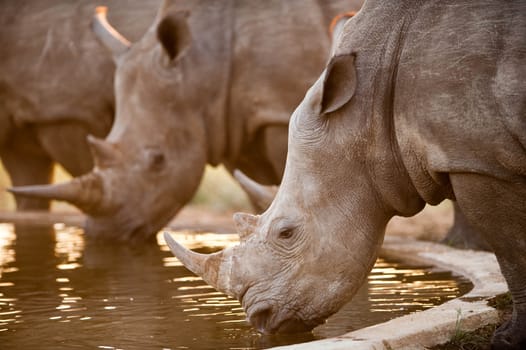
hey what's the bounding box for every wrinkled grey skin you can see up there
[0,0,159,210]
[12,0,359,241]
[442,202,491,250]
[171,0,526,347]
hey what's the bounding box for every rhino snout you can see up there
[246,304,318,334]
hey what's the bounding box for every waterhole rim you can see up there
[268,235,507,350]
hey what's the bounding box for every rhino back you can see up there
[335,0,525,203]
[0,0,160,177]
[393,0,526,190]
[0,0,159,128]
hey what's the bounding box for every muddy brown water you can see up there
[0,223,472,350]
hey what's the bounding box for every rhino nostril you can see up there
[249,307,315,334]
[249,307,273,334]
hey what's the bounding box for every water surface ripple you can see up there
[0,223,471,349]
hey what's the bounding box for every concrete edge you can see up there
[270,235,508,350]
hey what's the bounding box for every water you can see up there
[0,223,472,349]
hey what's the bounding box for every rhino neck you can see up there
[337,1,426,217]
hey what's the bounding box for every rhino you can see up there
[0,0,160,210]
[9,0,362,241]
[164,0,526,348]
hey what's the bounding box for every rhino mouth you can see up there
[245,301,319,334]
[85,214,159,243]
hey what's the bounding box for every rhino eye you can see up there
[147,151,166,172]
[278,228,294,239]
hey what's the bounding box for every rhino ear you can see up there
[319,53,357,115]
[157,11,191,62]
[92,7,131,61]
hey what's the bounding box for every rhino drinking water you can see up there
[0,0,160,210]
[9,0,360,241]
[165,0,526,348]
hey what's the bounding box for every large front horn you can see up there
[8,173,103,213]
[163,232,236,298]
[92,6,131,59]
[233,170,277,211]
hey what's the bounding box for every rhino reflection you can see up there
[0,224,470,348]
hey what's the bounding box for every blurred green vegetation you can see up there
[191,165,251,212]
[0,162,251,212]
[0,160,454,216]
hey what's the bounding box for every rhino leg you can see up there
[230,124,288,195]
[1,128,53,210]
[232,125,287,212]
[262,125,288,182]
[37,122,99,177]
[451,173,526,350]
[441,202,492,251]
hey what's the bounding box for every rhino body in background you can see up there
[166,0,526,347]
[0,0,159,210]
[11,0,360,241]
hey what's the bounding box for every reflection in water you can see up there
[0,225,472,349]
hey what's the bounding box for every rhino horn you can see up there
[233,170,277,211]
[92,6,131,58]
[87,135,121,169]
[163,232,235,297]
[8,173,103,213]
[233,212,258,242]
[329,11,356,54]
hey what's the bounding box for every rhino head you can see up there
[165,49,425,333]
[9,7,211,242]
